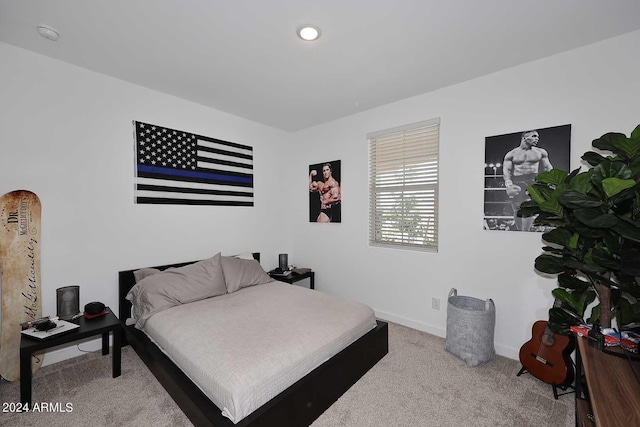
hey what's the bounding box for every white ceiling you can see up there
[2,0,640,132]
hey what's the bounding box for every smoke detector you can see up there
[37,25,60,42]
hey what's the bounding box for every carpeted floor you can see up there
[0,322,574,427]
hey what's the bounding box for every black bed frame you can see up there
[118,254,388,427]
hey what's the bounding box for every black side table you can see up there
[20,308,122,405]
[270,270,315,289]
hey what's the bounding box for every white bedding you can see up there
[142,281,377,424]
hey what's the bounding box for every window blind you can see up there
[368,118,440,251]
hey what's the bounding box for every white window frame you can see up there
[368,118,440,252]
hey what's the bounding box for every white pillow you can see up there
[233,252,255,260]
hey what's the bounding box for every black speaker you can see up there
[84,301,105,315]
[279,254,288,271]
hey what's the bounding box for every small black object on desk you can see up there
[35,320,57,331]
[20,307,121,406]
[588,323,604,351]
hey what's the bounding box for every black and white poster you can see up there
[483,125,571,232]
[309,160,341,223]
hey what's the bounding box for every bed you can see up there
[118,253,388,427]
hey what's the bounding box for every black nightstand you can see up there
[20,308,121,405]
[270,270,315,289]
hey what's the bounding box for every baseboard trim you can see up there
[374,310,446,338]
[374,309,518,361]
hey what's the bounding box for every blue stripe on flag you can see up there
[137,164,253,185]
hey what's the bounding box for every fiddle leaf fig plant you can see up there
[518,124,640,334]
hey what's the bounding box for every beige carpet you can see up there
[0,322,574,427]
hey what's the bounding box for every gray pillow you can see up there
[221,256,272,293]
[133,267,161,283]
[126,253,226,329]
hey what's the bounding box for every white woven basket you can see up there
[445,288,496,367]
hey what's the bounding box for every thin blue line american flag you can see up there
[134,121,253,206]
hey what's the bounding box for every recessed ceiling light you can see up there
[297,25,320,41]
[37,25,60,41]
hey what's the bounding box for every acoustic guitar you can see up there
[518,320,575,389]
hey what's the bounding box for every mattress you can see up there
[142,281,377,424]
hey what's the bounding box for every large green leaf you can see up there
[574,208,619,228]
[612,135,640,160]
[609,186,638,207]
[540,198,564,216]
[582,151,607,167]
[629,157,640,177]
[549,307,583,333]
[564,289,595,317]
[588,304,601,324]
[542,246,564,255]
[617,297,640,327]
[536,169,568,186]
[526,184,552,205]
[612,220,640,242]
[542,228,572,247]
[618,216,640,228]
[559,190,603,209]
[540,196,564,216]
[564,259,608,273]
[565,167,581,183]
[602,177,636,197]
[593,132,627,154]
[592,247,620,270]
[575,223,604,238]
[603,230,621,254]
[587,272,617,288]
[558,273,590,291]
[516,200,541,217]
[568,171,594,193]
[578,237,598,252]
[535,254,565,274]
[631,124,640,140]
[519,200,540,209]
[532,212,565,227]
[552,288,581,313]
[552,288,595,317]
[592,160,633,188]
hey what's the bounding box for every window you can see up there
[368,118,439,251]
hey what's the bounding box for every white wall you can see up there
[2,29,639,366]
[290,30,640,359]
[0,42,294,364]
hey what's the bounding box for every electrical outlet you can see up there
[432,297,440,310]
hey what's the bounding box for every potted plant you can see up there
[519,124,640,333]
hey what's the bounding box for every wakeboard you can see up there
[0,190,43,381]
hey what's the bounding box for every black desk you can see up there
[20,308,121,405]
[270,270,315,289]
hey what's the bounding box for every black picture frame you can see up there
[56,285,80,320]
[483,124,571,232]
[309,160,342,223]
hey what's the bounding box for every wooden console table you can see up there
[575,336,640,426]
